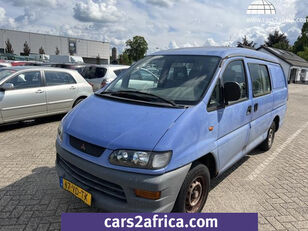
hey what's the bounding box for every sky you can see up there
[0,0,307,54]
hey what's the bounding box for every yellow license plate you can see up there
[62,178,92,206]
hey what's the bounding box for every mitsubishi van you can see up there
[56,47,288,213]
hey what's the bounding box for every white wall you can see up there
[0,29,109,60]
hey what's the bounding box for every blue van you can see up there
[56,47,288,213]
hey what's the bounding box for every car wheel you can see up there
[73,98,84,107]
[259,122,276,151]
[173,163,210,213]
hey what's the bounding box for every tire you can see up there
[73,98,84,107]
[259,122,276,151]
[173,163,210,213]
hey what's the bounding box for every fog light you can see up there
[134,189,161,200]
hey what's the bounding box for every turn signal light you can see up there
[134,189,161,200]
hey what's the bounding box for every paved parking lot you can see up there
[0,84,307,231]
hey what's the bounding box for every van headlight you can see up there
[109,150,172,169]
[57,123,63,143]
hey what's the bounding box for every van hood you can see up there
[65,95,186,150]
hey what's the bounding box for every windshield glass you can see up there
[105,55,221,105]
[0,69,16,82]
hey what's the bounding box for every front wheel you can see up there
[173,163,210,213]
[259,122,276,151]
[73,98,85,108]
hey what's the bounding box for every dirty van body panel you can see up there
[56,142,191,212]
[154,101,220,173]
[62,95,186,174]
[245,60,288,152]
[269,63,288,129]
[244,59,274,151]
[269,64,288,109]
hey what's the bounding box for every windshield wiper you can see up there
[98,90,178,107]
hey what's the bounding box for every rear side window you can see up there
[248,64,271,97]
[222,60,248,104]
[45,71,76,86]
[82,67,107,79]
[269,65,286,89]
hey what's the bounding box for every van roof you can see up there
[152,47,280,64]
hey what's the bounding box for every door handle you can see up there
[246,106,252,115]
[254,103,259,112]
[35,89,44,94]
[69,86,76,90]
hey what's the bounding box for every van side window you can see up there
[222,60,248,104]
[207,81,223,111]
[248,64,271,97]
[269,65,286,89]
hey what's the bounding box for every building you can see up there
[258,46,308,84]
[0,29,110,64]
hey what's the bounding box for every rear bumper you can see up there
[56,142,190,212]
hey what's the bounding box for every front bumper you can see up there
[56,142,191,212]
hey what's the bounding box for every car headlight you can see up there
[109,150,172,169]
[57,123,63,143]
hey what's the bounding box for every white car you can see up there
[0,62,12,68]
[0,66,93,124]
[81,65,130,91]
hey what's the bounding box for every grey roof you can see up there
[257,46,308,68]
[151,47,281,64]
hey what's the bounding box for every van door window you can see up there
[248,64,271,97]
[222,60,248,104]
[207,81,223,111]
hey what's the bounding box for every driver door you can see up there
[215,59,252,172]
[0,71,47,122]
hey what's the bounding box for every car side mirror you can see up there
[0,83,14,91]
[224,82,241,103]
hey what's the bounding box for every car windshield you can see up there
[104,55,221,106]
[0,69,16,81]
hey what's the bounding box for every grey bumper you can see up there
[56,142,191,213]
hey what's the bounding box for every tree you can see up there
[124,36,148,63]
[265,30,289,49]
[297,47,308,61]
[23,41,31,56]
[293,17,308,54]
[39,46,45,54]
[55,47,60,55]
[119,52,131,65]
[96,54,101,64]
[273,41,291,51]
[237,36,256,48]
[5,39,14,54]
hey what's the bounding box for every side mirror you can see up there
[224,82,241,103]
[0,83,14,91]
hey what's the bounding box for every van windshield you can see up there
[104,55,221,106]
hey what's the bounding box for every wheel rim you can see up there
[185,176,205,213]
[268,127,274,146]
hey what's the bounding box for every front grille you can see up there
[69,135,105,157]
[57,154,126,202]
